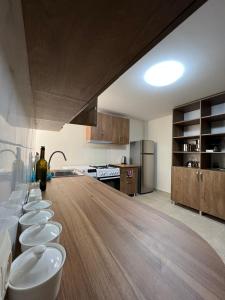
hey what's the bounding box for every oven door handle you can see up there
[99,176,120,181]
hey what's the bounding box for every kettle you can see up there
[121,156,127,164]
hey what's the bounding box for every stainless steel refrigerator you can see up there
[130,140,155,193]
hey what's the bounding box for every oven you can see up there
[98,176,120,190]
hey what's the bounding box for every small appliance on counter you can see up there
[121,156,127,164]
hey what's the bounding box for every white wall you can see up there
[146,115,172,193]
[35,118,145,169]
[0,0,35,203]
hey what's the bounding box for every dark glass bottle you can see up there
[36,146,47,191]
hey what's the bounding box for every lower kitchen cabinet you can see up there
[120,167,138,195]
[172,167,200,210]
[172,166,225,220]
[201,170,225,220]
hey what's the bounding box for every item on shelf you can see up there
[183,144,188,152]
[187,161,192,168]
[182,140,200,152]
[206,149,214,153]
[195,139,200,152]
[188,144,193,152]
[186,160,199,168]
[213,145,220,152]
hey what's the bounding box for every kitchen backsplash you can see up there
[35,119,146,169]
[0,0,35,203]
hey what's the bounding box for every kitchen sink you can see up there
[51,170,83,178]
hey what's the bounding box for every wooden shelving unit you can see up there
[173,92,225,169]
[172,92,225,221]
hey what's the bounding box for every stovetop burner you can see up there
[90,165,120,178]
[90,165,115,169]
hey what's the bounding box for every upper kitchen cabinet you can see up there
[112,117,129,145]
[21,0,206,130]
[86,113,112,143]
[86,113,129,144]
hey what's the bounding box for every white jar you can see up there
[19,221,62,252]
[8,243,66,300]
[23,200,52,213]
[19,209,54,232]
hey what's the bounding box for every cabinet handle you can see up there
[200,172,203,181]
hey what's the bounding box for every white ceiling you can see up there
[98,0,225,121]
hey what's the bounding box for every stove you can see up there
[90,165,120,179]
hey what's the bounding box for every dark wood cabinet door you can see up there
[183,168,200,210]
[87,113,129,144]
[172,167,200,210]
[112,116,121,144]
[100,113,112,142]
[120,168,137,195]
[171,166,184,203]
[112,116,129,145]
[86,113,112,142]
[201,170,225,220]
[89,113,103,141]
[120,118,129,145]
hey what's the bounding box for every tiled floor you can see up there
[136,191,225,263]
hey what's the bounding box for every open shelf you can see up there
[173,135,200,139]
[201,151,225,154]
[201,132,225,137]
[173,151,200,154]
[201,113,225,122]
[173,118,200,126]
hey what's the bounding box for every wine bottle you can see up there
[36,146,47,191]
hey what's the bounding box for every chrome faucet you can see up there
[48,151,67,169]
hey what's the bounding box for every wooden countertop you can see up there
[44,176,225,300]
[113,164,138,168]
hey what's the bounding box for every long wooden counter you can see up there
[44,176,225,300]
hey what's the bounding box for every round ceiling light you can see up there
[144,60,184,87]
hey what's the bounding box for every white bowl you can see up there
[19,209,54,232]
[23,200,52,213]
[8,243,66,300]
[19,221,62,252]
